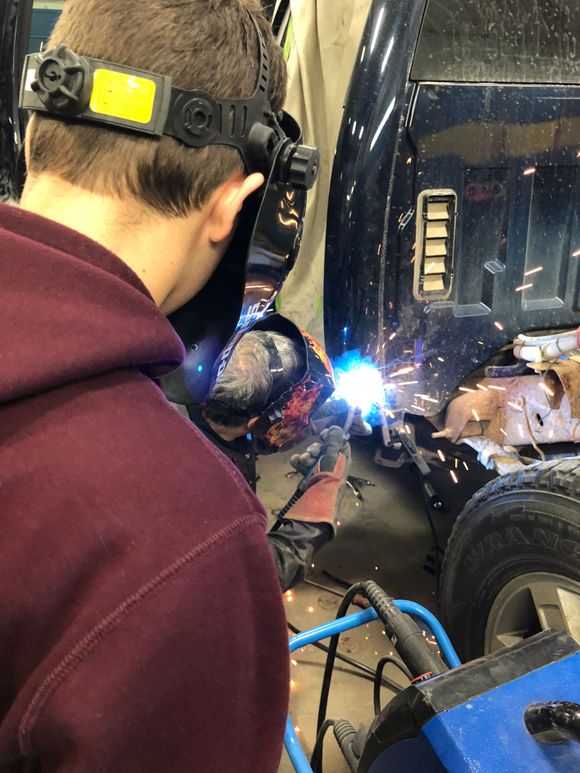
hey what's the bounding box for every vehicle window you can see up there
[412,0,580,84]
[29,1,64,54]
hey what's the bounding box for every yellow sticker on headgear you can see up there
[90,69,156,124]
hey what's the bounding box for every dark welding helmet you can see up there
[19,15,319,401]
[204,313,335,454]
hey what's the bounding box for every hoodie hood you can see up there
[0,203,184,404]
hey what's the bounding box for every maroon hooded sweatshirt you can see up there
[0,203,289,772]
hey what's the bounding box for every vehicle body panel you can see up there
[325,0,580,415]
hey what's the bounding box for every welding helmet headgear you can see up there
[19,16,319,401]
[207,313,335,454]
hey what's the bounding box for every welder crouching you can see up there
[165,314,350,591]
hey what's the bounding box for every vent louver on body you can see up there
[413,189,457,300]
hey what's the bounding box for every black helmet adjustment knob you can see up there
[31,44,92,115]
[279,144,320,191]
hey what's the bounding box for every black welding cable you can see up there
[287,622,403,693]
[420,482,442,591]
[309,718,336,772]
[373,656,412,715]
[316,582,375,734]
[316,580,444,735]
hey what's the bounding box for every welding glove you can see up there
[285,426,351,531]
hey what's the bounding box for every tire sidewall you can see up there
[440,488,580,661]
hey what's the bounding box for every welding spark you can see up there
[472,409,481,421]
[437,356,445,362]
[389,332,397,340]
[488,385,507,391]
[515,283,533,292]
[476,384,488,391]
[416,394,438,404]
[523,167,536,175]
[437,449,446,462]
[494,321,504,331]
[398,380,419,386]
[524,266,543,277]
[539,382,555,397]
[573,247,580,257]
[508,401,522,411]
[391,366,415,377]
[500,428,507,437]
[450,470,459,484]
[459,386,475,393]
[463,461,469,470]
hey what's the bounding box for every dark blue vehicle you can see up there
[1,0,579,659]
[324,0,580,659]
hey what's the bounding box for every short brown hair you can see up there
[27,0,286,216]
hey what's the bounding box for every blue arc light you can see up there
[332,351,385,419]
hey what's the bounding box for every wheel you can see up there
[440,459,580,661]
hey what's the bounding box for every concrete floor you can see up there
[257,435,469,773]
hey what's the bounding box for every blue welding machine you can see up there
[285,593,580,772]
[360,630,580,771]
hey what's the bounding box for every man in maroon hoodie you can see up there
[0,1,347,770]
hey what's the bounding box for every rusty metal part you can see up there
[529,360,580,419]
[461,437,526,475]
[439,374,580,446]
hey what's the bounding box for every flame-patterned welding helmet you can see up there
[241,314,335,454]
[197,313,335,453]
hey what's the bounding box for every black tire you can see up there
[440,459,580,661]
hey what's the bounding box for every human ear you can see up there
[207,172,264,245]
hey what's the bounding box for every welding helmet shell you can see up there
[168,114,310,403]
[242,314,336,454]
